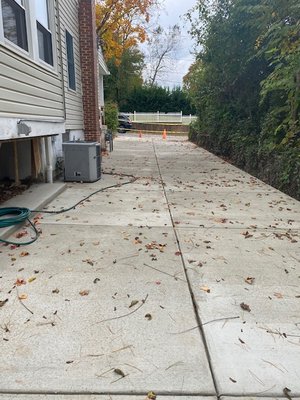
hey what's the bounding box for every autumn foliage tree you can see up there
[95,0,158,62]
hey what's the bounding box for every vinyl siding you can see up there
[58,0,84,131]
[0,0,64,120]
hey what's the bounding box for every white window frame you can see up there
[0,0,58,73]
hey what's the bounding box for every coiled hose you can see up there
[0,207,39,245]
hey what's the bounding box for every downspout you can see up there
[40,137,47,181]
[45,137,53,183]
[56,0,67,121]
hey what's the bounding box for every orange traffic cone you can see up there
[139,131,142,138]
[162,129,167,140]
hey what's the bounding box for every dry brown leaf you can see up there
[244,277,255,285]
[129,300,139,308]
[114,368,125,377]
[15,231,28,239]
[200,286,211,293]
[79,290,90,296]
[214,217,228,223]
[175,251,182,256]
[242,231,253,239]
[83,259,94,266]
[274,292,283,299]
[18,293,28,300]
[240,302,251,312]
[15,279,26,286]
[0,299,8,307]
[20,251,29,257]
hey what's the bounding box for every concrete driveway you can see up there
[0,135,299,400]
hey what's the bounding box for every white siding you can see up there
[58,0,84,131]
[0,0,64,121]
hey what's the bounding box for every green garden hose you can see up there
[0,207,39,245]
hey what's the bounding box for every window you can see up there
[66,30,76,90]
[1,0,28,51]
[34,0,53,65]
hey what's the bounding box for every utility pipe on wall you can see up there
[45,137,53,183]
[40,138,47,182]
[13,141,20,185]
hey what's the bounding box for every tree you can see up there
[185,0,300,198]
[95,0,158,62]
[145,24,181,86]
[104,47,145,110]
[124,85,195,114]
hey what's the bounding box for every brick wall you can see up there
[78,0,100,142]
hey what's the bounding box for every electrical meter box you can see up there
[62,141,101,182]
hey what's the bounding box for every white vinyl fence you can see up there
[123,112,197,125]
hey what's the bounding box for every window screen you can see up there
[1,0,28,51]
[66,30,76,90]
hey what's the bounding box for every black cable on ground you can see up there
[0,171,138,246]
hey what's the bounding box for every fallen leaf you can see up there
[274,292,283,299]
[147,392,157,400]
[79,290,90,296]
[82,259,94,266]
[283,387,292,400]
[18,293,28,300]
[129,300,139,308]
[175,251,182,256]
[200,286,211,293]
[15,279,26,286]
[28,277,36,283]
[0,299,8,307]
[240,302,251,312]
[214,217,228,223]
[20,251,29,257]
[15,231,28,239]
[242,231,253,239]
[244,277,255,285]
[114,368,125,377]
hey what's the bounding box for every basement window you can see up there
[1,0,28,51]
[66,30,76,90]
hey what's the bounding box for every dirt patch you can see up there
[0,182,30,205]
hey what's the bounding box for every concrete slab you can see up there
[220,395,299,400]
[41,189,171,227]
[1,135,299,397]
[177,225,300,395]
[0,225,214,394]
[0,396,214,400]
[166,189,299,229]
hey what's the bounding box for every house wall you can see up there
[58,0,84,134]
[0,0,65,141]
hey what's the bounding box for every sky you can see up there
[147,0,197,87]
